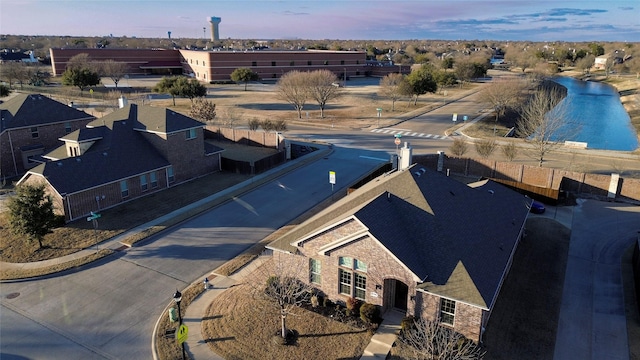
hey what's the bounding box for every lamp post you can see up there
[173,290,186,360]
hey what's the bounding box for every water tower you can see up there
[208,17,221,41]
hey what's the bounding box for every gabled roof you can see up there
[24,118,170,195]
[0,94,94,132]
[89,104,204,134]
[268,167,530,310]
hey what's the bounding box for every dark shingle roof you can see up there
[89,104,204,134]
[268,167,530,309]
[30,118,170,195]
[0,94,94,132]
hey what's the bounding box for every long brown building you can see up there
[49,48,402,81]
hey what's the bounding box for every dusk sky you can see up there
[1,0,639,42]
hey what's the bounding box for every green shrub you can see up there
[360,302,380,324]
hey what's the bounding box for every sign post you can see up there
[87,211,101,251]
[329,171,336,192]
[176,324,188,344]
[376,108,382,127]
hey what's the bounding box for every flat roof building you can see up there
[49,48,404,81]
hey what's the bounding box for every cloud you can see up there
[282,10,309,16]
[546,8,608,17]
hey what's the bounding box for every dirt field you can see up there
[75,76,477,131]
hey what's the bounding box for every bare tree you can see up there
[250,253,313,341]
[379,73,405,111]
[276,71,309,119]
[501,142,519,161]
[505,49,536,73]
[307,69,343,118]
[219,107,241,128]
[189,97,216,123]
[604,56,616,78]
[0,62,27,89]
[100,60,128,88]
[449,138,468,157]
[474,139,497,159]
[400,317,485,360]
[516,88,574,167]
[576,54,595,75]
[66,53,93,71]
[478,78,528,134]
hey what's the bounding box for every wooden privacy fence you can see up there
[413,154,640,203]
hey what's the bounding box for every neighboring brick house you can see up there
[0,93,95,179]
[17,104,223,221]
[267,166,531,343]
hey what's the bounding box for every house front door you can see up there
[393,280,408,311]
[384,279,408,311]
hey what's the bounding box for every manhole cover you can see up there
[6,292,20,299]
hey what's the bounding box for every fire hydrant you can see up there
[204,277,209,290]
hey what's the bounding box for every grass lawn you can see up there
[482,217,571,359]
[0,170,251,265]
[201,281,372,360]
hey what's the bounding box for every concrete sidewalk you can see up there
[181,256,269,360]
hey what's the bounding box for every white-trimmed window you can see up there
[440,298,456,325]
[339,268,352,295]
[185,128,196,140]
[120,180,129,198]
[150,171,158,188]
[338,256,367,300]
[167,166,175,183]
[140,174,148,191]
[310,258,321,284]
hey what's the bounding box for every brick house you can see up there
[17,103,223,221]
[1,93,95,179]
[267,166,531,342]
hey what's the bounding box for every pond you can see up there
[551,76,638,151]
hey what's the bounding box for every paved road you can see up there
[0,146,388,359]
[554,199,640,360]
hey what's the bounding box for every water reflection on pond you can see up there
[551,76,638,151]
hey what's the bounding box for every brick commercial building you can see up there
[0,94,95,179]
[18,104,222,221]
[49,48,404,81]
[267,166,531,343]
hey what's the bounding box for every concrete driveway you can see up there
[554,199,640,360]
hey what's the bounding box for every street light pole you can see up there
[173,290,186,360]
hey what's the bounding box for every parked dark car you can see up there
[530,200,546,214]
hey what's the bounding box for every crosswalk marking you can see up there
[370,128,448,140]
